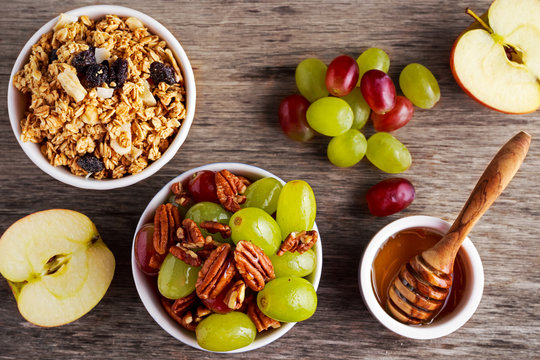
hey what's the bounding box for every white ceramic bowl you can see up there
[132,162,323,352]
[7,5,196,190]
[359,215,484,339]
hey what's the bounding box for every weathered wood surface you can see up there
[0,1,539,359]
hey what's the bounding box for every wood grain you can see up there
[1,1,539,359]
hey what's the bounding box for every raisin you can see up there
[109,58,128,88]
[85,63,109,88]
[77,154,104,173]
[150,62,175,85]
[71,47,96,73]
[48,49,58,64]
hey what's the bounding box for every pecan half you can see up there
[234,241,275,291]
[153,203,182,255]
[148,253,164,270]
[277,230,318,256]
[215,170,250,212]
[247,301,281,332]
[200,221,232,239]
[171,181,192,207]
[170,244,201,267]
[172,292,197,315]
[223,280,246,310]
[161,297,191,329]
[196,243,237,299]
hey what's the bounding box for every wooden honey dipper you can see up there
[387,131,531,325]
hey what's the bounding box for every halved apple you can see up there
[450,0,540,114]
[0,209,115,327]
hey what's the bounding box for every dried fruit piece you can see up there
[94,48,110,64]
[96,87,114,99]
[57,69,87,102]
[234,241,275,291]
[247,301,281,332]
[196,243,237,299]
[109,58,128,89]
[71,48,96,73]
[125,16,144,31]
[277,230,318,256]
[48,49,58,64]
[85,63,109,88]
[140,79,157,106]
[76,153,104,173]
[54,13,78,31]
[110,123,132,156]
[150,61,176,85]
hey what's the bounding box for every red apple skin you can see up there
[449,15,537,115]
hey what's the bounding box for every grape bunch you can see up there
[135,169,319,351]
[279,48,441,216]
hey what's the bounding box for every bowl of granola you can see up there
[8,5,196,190]
[132,163,322,352]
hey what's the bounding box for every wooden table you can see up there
[1,1,539,358]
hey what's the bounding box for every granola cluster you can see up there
[13,14,186,179]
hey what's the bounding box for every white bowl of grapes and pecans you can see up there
[132,163,322,352]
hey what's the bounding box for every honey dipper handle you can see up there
[422,131,531,274]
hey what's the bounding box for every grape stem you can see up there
[465,8,492,34]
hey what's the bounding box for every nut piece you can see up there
[169,244,201,267]
[180,305,212,332]
[171,292,197,315]
[125,16,145,31]
[234,241,275,291]
[171,182,192,207]
[54,13,78,31]
[153,203,181,255]
[215,170,250,212]
[196,243,237,299]
[277,230,318,256]
[57,69,87,102]
[223,280,246,310]
[178,219,206,249]
[247,301,281,332]
[200,221,232,239]
[140,79,157,106]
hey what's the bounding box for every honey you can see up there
[371,227,466,323]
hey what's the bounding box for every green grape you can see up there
[295,58,329,103]
[327,129,367,168]
[196,312,256,352]
[270,249,316,278]
[306,97,353,137]
[257,277,317,322]
[229,207,282,255]
[341,88,370,130]
[356,48,390,86]
[185,202,232,243]
[158,253,200,299]
[399,63,440,109]
[243,177,283,215]
[276,180,316,240]
[366,132,412,174]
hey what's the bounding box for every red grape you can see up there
[366,178,415,216]
[371,96,414,132]
[135,223,160,276]
[278,94,315,142]
[360,69,396,114]
[188,170,219,203]
[325,55,359,97]
[201,286,233,314]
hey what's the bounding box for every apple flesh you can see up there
[450,0,540,114]
[0,209,115,327]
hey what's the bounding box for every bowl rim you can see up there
[358,215,484,339]
[131,162,323,352]
[7,5,196,190]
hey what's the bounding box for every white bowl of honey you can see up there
[358,215,484,339]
